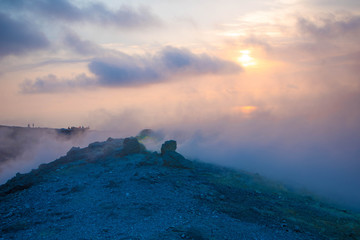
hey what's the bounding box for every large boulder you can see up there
[161,140,177,155]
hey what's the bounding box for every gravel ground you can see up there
[1,137,359,240]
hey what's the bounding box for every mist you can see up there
[117,81,359,210]
[1,68,359,212]
[1,87,359,212]
[170,104,360,210]
[1,2,359,212]
[76,83,360,211]
[0,127,131,184]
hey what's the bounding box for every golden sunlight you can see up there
[232,106,258,115]
[238,50,256,67]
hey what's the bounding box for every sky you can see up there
[0,0,360,209]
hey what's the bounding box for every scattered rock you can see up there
[1,135,359,240]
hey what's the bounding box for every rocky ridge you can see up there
[1,136,360,239]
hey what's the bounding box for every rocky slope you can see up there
[1,136,359,240]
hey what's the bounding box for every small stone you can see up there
[281,223,287,228]
[3,212,14,218]
[294,225,301,232]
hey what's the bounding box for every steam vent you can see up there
[1,136,360,239]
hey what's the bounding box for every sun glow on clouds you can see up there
[232,106,258,115]
[238,50,256,67]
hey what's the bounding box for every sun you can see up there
[231,105,258,118]
[237,50,256,67]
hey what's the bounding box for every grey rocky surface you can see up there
[1,138,359,240]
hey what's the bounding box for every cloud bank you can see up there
[62,31,104,56]
[21,46,242,93]
[0,13,49,58]
[0,0,161,59]
[0,0,161,29]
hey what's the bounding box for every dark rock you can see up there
[1,222,29,234]
[66,147,81,156]
[137,152,161,166]
[124,137,141,154]
[118,137,145,157]
[161,140,177,155]
[160,140,192,168]
[55,187,69,193]
[162,151,192,169]
[88,141,105,149]
[184,227,207,240]
[4,183,32,195]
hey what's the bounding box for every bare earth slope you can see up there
[1,137,359,240]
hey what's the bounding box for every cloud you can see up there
[287,14,360,66]
[63,31,103,55]
[88,59,160,87]
[304,0,360,9]
[159,46,241,74]
[89,46,242,86]
[297,15,360,39]
[241,12,360,67]
[83,4,161,29]
[20,46,242,92]
[0,13,49,58]
[216,12,360,209]
[31,0,82,22]
[20,74,95,94]
[0,0,161,29]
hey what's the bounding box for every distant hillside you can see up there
[0,125,89,165]
[1,136,359,240]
